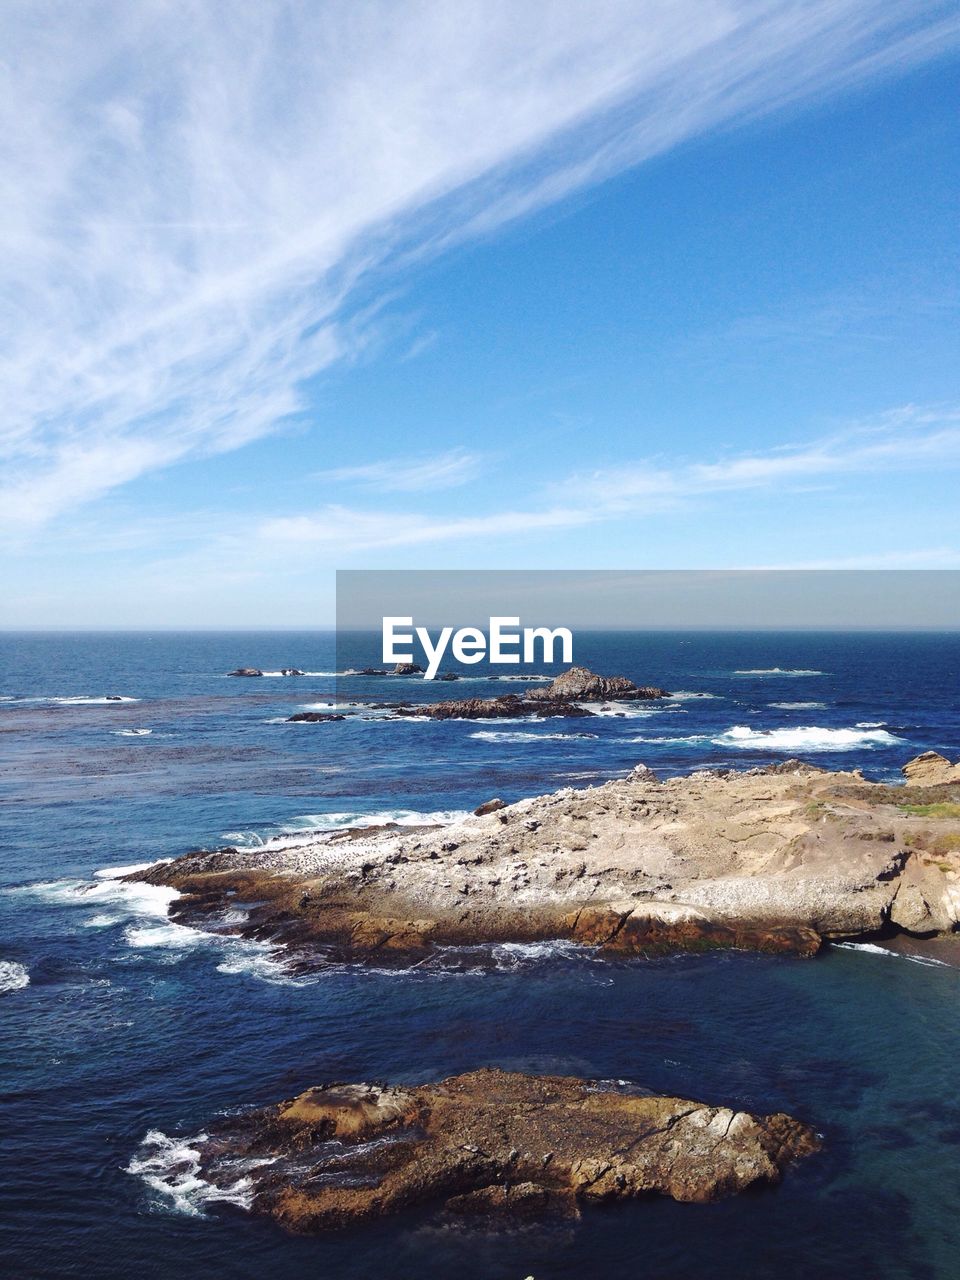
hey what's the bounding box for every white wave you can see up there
[494,674,552,682]
[625,724,904,751]
[214,948,311,985]
[127,1130,262,1216]
[0,960,29,993]
[296,701,367,711]
[5,694,140,705]
[716,725,902,751]
[469,730,598,743]
[223,808,471,851]
[13,869,179,919]
[768,702,827,710]
[855,721,886,729]
[113,728,153,736]
[733,668,823,677]
[832,941,953,968]
[666,691,720,701]
[576,701,668,718]
[95,860,171,878]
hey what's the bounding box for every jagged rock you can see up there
[526,666,669,702]
[392,663,424,675]
[437,672,460,681]
[281,668,305,676]
[161,1069,819,1233]
[902,752,960,784]
[286,712,346,723]
[396,694,594,720]
[474,798,507,816]
[227,668,263,677]
[354,667,388,676]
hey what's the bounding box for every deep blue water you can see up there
[2,631,960,1279]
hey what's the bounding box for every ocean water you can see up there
[2,630,960,1279]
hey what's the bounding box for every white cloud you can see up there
[2,1,958,533]
[314,448,484,493]
[551,406,960,509]
[249,405,960,553]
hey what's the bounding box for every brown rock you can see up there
[526,665,669,702]
[902,752,960,784]
[474,798,507,816]
[162,1069,819,1233]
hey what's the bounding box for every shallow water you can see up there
[2,631,960,1278]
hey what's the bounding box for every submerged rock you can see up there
[227,668,263,677]
[171,1069,819,1233]
[280,668,305,676]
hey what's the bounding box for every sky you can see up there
[2,0,959,628]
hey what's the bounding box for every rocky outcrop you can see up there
[131,756,960,967]
[280,668,305,676]
[157,1069,818,1232]
[395,693,594,720]
[902,751,960,785]
[393,667,669,719]
[286,712,346,723]
[474,798,506,816]
[392,662,424,675]
[227,668,263,677]
[526,665,669,702]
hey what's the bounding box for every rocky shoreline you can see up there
[143,1069,819,1233]
[129,751,960,968]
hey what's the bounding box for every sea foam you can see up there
[127,1130,262,1216]
[0,960,30,993]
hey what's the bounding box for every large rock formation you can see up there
[394,667,669,719]
[902,751,960,785]
[526,665,669,702]
[130,754,960,967]
[226,667,263,677]
[146,1069,819,1232]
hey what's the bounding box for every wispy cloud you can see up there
[2,2,958,534]
[551,406,960,510]
[247,405,960,552]
[314,448,484,493]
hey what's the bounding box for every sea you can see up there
[2,630,959,1280]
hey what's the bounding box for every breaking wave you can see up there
[0,960,30,993]
[733,668,824,677]
[470,730,599,743]
[127,1130,262,1216]
[833,942,953,968]
[626,724,905,751]
[223,808,471,849]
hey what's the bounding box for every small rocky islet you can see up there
[167,1068,820,1234]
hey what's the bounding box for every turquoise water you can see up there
[2,631,959,1278]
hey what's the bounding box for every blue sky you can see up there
[2,1,959,627]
